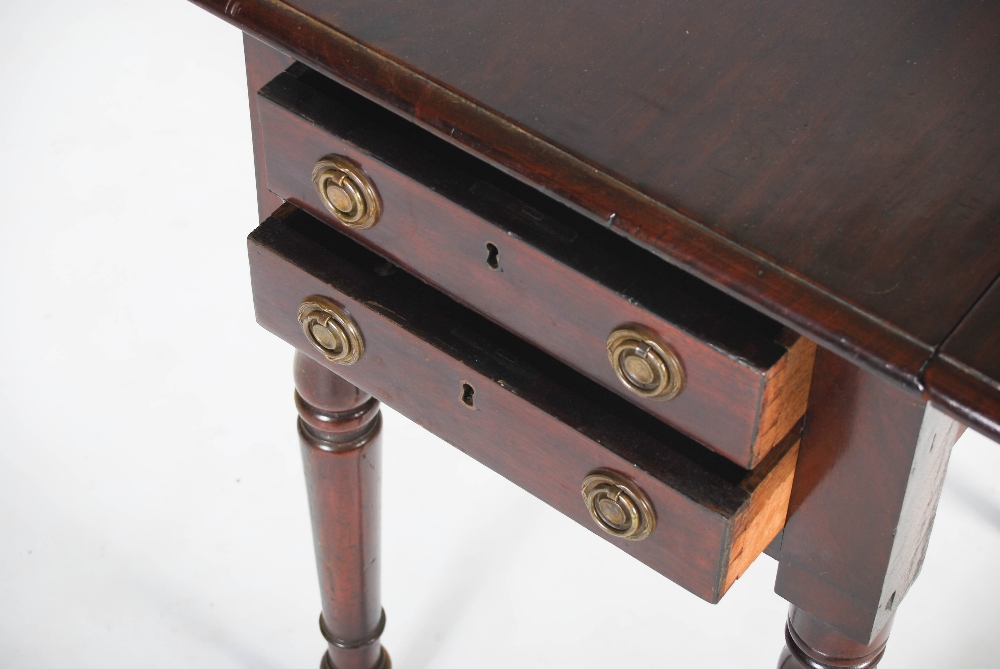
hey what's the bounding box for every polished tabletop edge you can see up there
[924,355,1000,443]
[188,0,1000,442]
[927,275,1000,440]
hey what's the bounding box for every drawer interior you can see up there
[249,204,799,602]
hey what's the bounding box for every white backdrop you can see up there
[1,1,998,667]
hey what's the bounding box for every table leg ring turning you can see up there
[778,606,890,669]
[294,352,388,669]
[319,609,387,650]
[320,648,391,669]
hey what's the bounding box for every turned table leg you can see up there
[778,606,892,669]
[773,348,964,667]
[294,351,390,669]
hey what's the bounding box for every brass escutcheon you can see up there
[312,155,382,230]
[298,296,365,365]
[581,469,656,541]
[606,325,684,400]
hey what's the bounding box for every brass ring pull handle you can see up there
[606,325,684,400]
[581,469,656,541]
[312,155,382,230]
[298,296,365,365]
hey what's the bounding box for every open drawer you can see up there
[248,204,799,603]
[254,63,815,470]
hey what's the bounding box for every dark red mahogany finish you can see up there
[251,205,801,602]
[194,0,1000,442]
[277,0,1000,345]
[776,348,963,646]
[295,351,389,669]
[179,1,1000,664]
[256,65,815,469]
[926,276,1000,440]
[778,607,893,669]
[243,34,292,221]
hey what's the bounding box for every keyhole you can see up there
[461,382,476,409]
[485,242,500,270]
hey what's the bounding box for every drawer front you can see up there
[249,204,799,602]
[255,65,815,470]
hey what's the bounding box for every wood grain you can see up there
[778,606,892,669]
[776,348,964,643]
[250,204,799,602]
[284,0,1000,347]
[294,351,388,669]
[925,276,1000,442]
[925,355,1000,444]
[752,334,817,464]
[190,0,1000,421]
[726,431,800,593]
[256,66,814,468]
[243,33,293,221]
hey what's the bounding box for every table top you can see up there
[196,0,1000,440]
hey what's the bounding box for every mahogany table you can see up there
[187,1,1000,667]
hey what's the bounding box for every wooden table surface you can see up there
[196,0,1000,440]
[182,2,1000,667]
